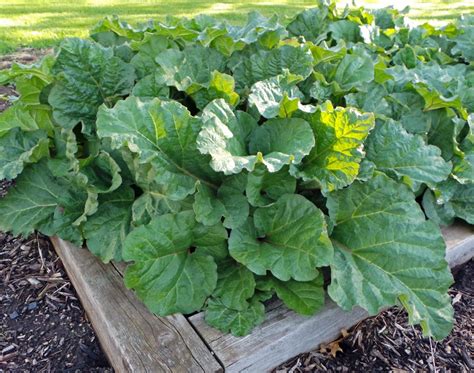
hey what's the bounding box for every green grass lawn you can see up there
[0,0,472,53]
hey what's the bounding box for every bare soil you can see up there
[0,48,53,70]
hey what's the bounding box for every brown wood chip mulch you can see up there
[276,260,473,372]
[1,182,111,371]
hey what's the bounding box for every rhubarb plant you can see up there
[1,1,473,339]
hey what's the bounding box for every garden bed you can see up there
[1,3,474,371]
[51,226,473,372]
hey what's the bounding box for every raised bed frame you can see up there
[50,222,474,372]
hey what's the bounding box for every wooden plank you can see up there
[442,221,474,268]
[189,222,474,372]
[50,237,222,373]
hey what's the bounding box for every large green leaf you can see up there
[229,194,333,281]
[0,104,43,137]
[0,161,87,243]
[83,186,134,263]
[433,180,474,224]
[257,274,325,315]
[191,71,240,110]
[327,173,453,340]
[193,174,248,229]
[291,101,374,193]
[451,24,474,61]
[48,38,136,132]
[248,71,313,119]
[204,297,265,337]
[123,211,222,315]
[286,3,336,43]
[246,165,296,207]
[366,120,452,188]
[130,34,177,79]
[232,45,314,90]
[333,52,375,91]
[156,45,226,94]
[121,152,190,225]
[197,99,314,174]
[0,128,49,180]
[97,96,219,200]
[212,259,256,310]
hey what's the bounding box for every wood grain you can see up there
[189,222,474,372]
[50,237,222,373]
[442,221,474,268]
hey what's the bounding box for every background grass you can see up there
[0,0,472,54]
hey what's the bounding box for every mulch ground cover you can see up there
[0,212,111,371]
[276,260,473,372]
[1,48,472,372]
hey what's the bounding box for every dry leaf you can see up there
[329,341,343,357]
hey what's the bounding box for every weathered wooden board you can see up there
[189,222,474,372]
[442,222,474,268]
[50,237,222,373]
[50,222,474,373]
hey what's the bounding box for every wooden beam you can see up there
[442,222,474,268]
[189,221,474,372]
[50,237,222,373]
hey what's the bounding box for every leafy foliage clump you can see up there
[1,1,473,339]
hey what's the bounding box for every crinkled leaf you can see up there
[248,117,315,172]
[197,100,257,174]
[204,297,265,337]
[213,259,256,310]
[156,45,226,94]
[122,153,191,225]
[333,52,374,91]
[411,81,468,120]
[193,174,248,229]
[229,194,333,281]
[0,128,49,180]
[232,45,314,90]
[227,11,287,49]
[291,101,374,193]
[48,38,136,132]
[0,104,41,137]
[422,189,455,226]
[257,274,325,315]
[246,165,296,207]
[123,211,219,315]
[91,15,152,41]
[132,73,169,99]
[329,20,362,43]
[191,71,239,110]
[83,186,134,262]
[327,173,453,340]
[451,25,474,61]
[130,34,177,79]
[0,161,87,244]
[198,99,314,174]
[366,120,452,188]
[286,4,335,43]
[248,71,313,119]
[435,180,474,224]
[97,96,219,200]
